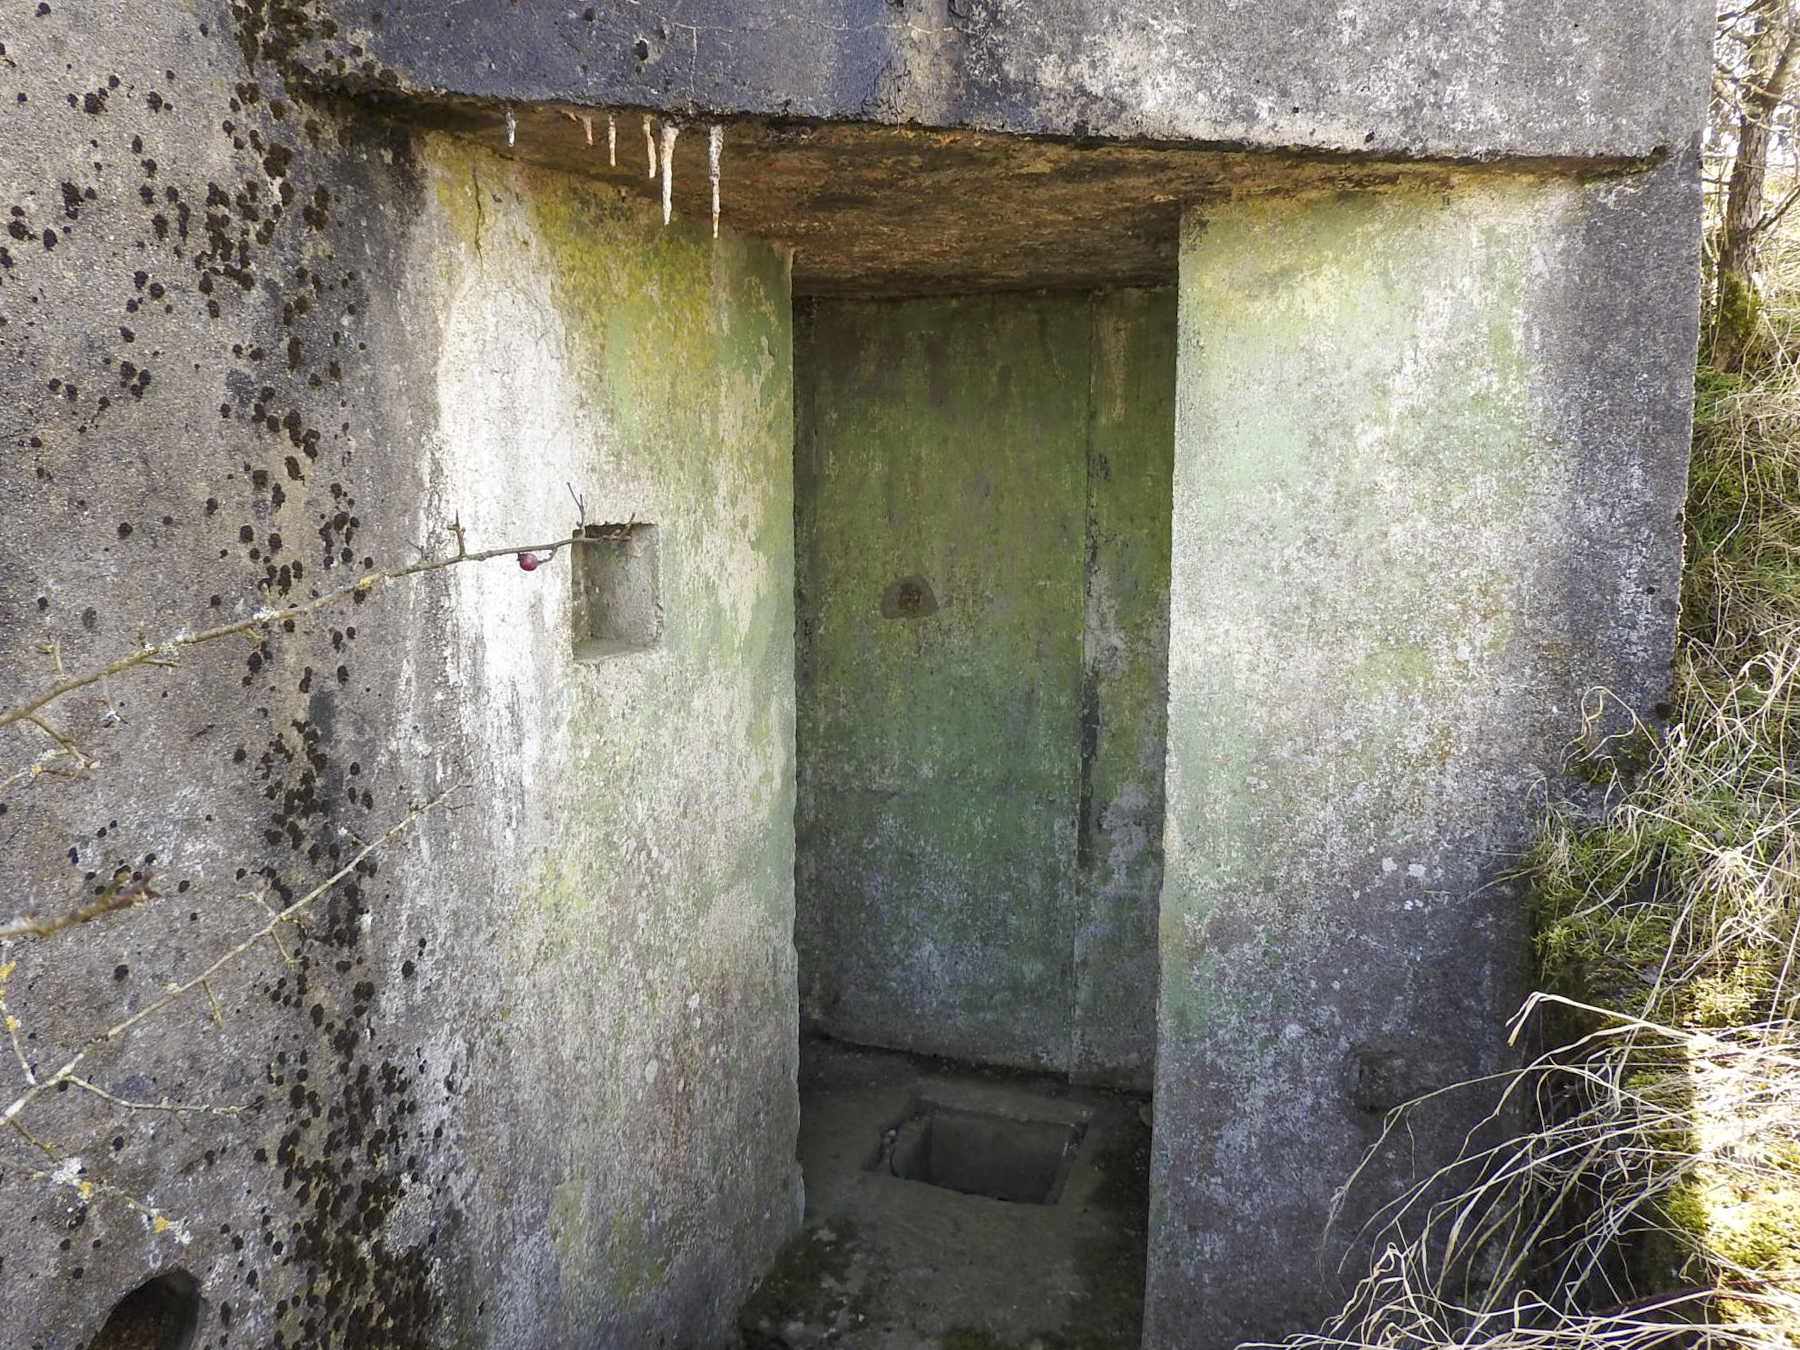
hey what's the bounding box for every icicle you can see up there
[643,114,657,178]
[708,124,723,240]
[659,121,680,225]
[608,115,617,167]
[505,107,517,147]
[581,113,594,146]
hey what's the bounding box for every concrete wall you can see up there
[293,0,1707,163]
[0,3,799,1345]
[794,291,1171,1085]
[408,143,802,1348]
[1148,161,1700,1347]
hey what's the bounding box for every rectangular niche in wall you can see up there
[572,522,661,661]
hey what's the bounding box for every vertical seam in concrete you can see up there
[1073,290,1102,1074]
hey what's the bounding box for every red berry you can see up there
[517,552,539,571]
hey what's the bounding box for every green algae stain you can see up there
[1073,288,1177,1082]
[794,293,1092,1069]
[1167,179,1551,897]
[550,1164,593,1275]
[1159,177,1563,1072]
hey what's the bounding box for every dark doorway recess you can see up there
[793,288,1174,1087]
[783,273,1172,1346]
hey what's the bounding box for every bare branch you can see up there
[0,530,571,734]
[64,1075,249,1117]
[26,1155,196,1245]
[1,784,459,1130]
[1,870,159,942]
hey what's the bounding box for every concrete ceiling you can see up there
[413,105,1558,296]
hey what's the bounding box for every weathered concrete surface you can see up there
[794,292,1169,1084]
[0,2,798,1345]
[291,0,1707,163]
[408,141,802,1348]
[1075,289,1175,1087]
[1148,157,1701,1348]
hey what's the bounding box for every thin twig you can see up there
[1,871,160,942]
[2,785,458,1129]
[0,535,571,733]
[64,1075,247,1117]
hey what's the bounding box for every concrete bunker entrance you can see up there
[258,100,1611,1346]
[780,280,1173,1342]
[772,126,1183,1346]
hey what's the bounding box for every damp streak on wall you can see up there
[794,290,1172,1081]
[1075,289,1176,1087]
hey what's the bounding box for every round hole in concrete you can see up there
[86,1269,200,1350]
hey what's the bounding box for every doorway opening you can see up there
[775,284,1177,1346]
[792,288,1174,1086]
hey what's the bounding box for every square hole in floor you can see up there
[871,1103,1084,1205]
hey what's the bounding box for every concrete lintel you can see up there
[284,0,1708,163]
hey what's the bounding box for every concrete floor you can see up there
[740,1039,1151,1350]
